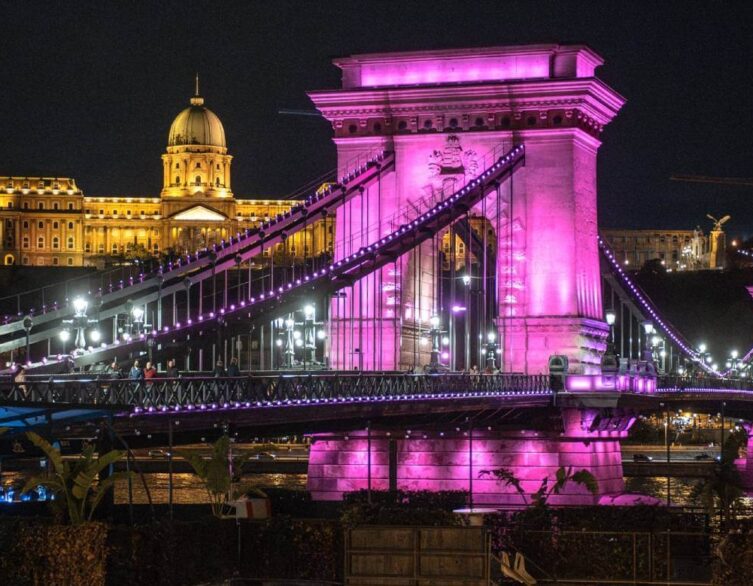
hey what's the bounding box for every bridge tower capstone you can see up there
[309,45,624,374]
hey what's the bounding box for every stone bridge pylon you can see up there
[309,44,625,375]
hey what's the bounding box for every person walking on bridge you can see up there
[166,359,179,378]
[227,357,240,377]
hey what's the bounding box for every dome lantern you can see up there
[167,76,226,149]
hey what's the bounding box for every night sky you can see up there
[3,1,753,235]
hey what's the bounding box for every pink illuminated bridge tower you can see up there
[309,44,624,375]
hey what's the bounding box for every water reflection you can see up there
[4,470,753,508]
[113,473,307,505]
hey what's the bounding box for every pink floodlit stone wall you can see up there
[310,44,624,373]
[307,408,628,504]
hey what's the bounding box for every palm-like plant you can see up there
[176,434,253,518]
[21,431,132,524]
[479,465,598,507]
[691,436,745,528]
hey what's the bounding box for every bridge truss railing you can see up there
[0,150,395,357]
[0,372,552,411]
[600,237,714,377]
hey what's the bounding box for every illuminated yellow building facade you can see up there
[0,85,330,267]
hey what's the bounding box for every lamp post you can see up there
[641,321,655,363]
[481,331,500,371]
[427,315,444,371]
[22,315,33,364]
[605,309,616,343]
[602,310,618,374]
[728,350,742,377]
[282,316,296,369]
[62,297,98,352]
[300,304,324,369]
[59,329,70,354]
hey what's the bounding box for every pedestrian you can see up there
[166,358,179,378]
[129,360,144,380]
[14,365,27,397]
[144,361,157,381]
[213,359,226,377]
[107,360,122,379]
[227,357,240,377]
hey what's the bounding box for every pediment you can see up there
[171,205,227,222]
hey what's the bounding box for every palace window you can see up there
[23,202,29,209]
[52,237,59,249]
[22,221,28,229]
[85,243,91,252]
[22,256,29,265]
[194,176,201,185]
[215,177,220,186]
[175,163,179,169]
[67,258,73,266]
[68,202,74,210]
[37,221,43,229]
[68,221,74,230]
[195,162,201,168]
[37,236,44,248]
[22,182,29,189]
[98,244,104,254]
[53,202,59,210]
[113,210,117,215]
[53,221,59,230]
[38,202,44,210]
[52,257,59,266]
[127,210,131,216]
[153,243,159,253]
[22,237,29,249]
[175,176,180,184]
[99,209,104,215]
[67,236,74,249]
[216,164,220,170]
[37,182,44,190]
[111,244,118,254]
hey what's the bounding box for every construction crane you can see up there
[671,174,753,187]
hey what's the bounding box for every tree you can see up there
[21,431,133,525]
[479,465,598,508]
[175,435,253,518]
[691,434,745,528]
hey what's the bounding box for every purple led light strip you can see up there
[599,237,716,376]
[54,146,523,366]
[7,151,392,324]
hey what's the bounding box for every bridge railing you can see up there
[0,372,552,410]
[658,375,753,392]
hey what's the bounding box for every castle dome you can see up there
[167,83,226,149]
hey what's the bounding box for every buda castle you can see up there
[0,82,330,267]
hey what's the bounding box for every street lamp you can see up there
[63,297,97,352]
[605,309,616,342]
[602,310,618,374]
[22,315,33,364]
[482,331,500,371]
[641,321,654,362]
[59,329,71,354]
[426,315,444,371]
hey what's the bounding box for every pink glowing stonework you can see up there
[305,44,632,504]
[308,408,633,504]
[310,44,625,374]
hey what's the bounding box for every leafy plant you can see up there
[21,431,132,525]
[479,465,598,508]
[691,435,745,528]
[175,435,254,518]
